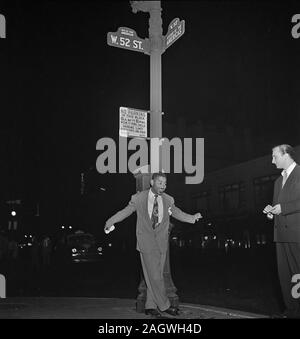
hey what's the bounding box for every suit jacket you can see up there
[273,164,300,243]
[106,189,195,253]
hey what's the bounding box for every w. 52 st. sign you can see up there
[107,18,185,55]
[107,27,150,55]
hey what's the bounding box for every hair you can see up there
[152,172,167,181]
[273,144,295,160]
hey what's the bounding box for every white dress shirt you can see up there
[281,162,296,180]
[148,189,163,224]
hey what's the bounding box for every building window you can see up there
[253,174,278,210]
[219,182,246,212]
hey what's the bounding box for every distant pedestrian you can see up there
[0,230,9,268]
[7,236,19,272]
[31,236,40,272]
[41,236,52,267]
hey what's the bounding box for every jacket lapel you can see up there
[142,190,152,225]
[161,194,168,225]
[281,165,298,192]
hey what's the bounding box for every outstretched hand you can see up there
[193,213,202,223]
[104,223,115,234]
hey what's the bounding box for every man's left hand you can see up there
[193,213,202,223]
[270,204,282,215]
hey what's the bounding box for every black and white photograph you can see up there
[0,0,300,328]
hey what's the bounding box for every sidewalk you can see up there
[0,297,269,319]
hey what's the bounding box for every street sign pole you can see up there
[107,0,186,313]
[130,0,180,313]
[148,1,163,173]
[130,1,166,313]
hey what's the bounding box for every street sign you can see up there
[119,107,148,138]
[164,18,185,50]
[107,27,150,55]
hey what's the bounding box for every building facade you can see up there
[172,145,300,250]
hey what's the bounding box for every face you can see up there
[151,176,167,195]
[272,147,286,169]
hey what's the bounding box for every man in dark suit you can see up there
[264,144,300,318]
[104,172,202,318]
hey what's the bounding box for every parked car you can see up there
[65,231,104,263]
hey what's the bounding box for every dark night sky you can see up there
[1,1,300,231]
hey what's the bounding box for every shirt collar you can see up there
[149,189,160,198]
[281,162,296,177]
[149,189,156,198]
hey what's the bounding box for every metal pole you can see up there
[131,1,178,312]
[149,1,162,140]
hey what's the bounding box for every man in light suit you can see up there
[104,172,202,318]
[263,144,300,318]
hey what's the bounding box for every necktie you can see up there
[282,170,288,188]
[151,194,159,229]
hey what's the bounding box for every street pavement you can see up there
[0,297,269,319]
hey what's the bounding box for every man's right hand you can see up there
[263,205,274,219]
[263,205,273,214]
[104,223,112,233]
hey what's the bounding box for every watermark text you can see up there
[291,274,300,299]
[0,14,6,38]
[291,14,300,39]
[96,137,204,184]
[0,274,6,298]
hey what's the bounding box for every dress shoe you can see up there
[270,313,286,319]
[282,310,300,319]
[162,306,179,317]
[145,308,162,317]
[270,310,300,319]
